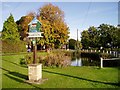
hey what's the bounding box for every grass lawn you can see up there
[1,52,120,88]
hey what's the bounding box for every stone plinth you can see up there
[28,64,42,81]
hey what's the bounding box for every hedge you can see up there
[2,40,27,53]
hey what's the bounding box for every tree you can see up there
[87,26,99,48]
[38,3,69,49]
[98,24,112,48]
[81,24,119,50]
[16,3,69,49]
[116,27,120,48]
[81,30,90,49]
[16,13,34,40]
[69,39,82,50]
[69,39,76,50]
[39,3,64,23]
[112,27,120,48]
[2,14,20,41]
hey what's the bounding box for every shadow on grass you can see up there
[43,70,120,87]
[119,67,120,86]
[1,67,41,89]
[8,71,28,80]
[2,59,27,68]
[1,67,27,81]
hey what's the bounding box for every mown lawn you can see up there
[1,52,120,88]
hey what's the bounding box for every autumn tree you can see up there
[2,14,20,41]
[16,4,69,49]
[38,3,69,49]
[16,12,35,40]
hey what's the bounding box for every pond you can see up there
[71,57,100,67]
[71,52,119,67]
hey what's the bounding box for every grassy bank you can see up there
[1,53,119,88]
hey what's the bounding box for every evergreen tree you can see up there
[2,14,20,41]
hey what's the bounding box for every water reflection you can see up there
[71,57,100,67]
[71,58,82,66]
[71,52,119,67]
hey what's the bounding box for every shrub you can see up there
[51,49,73,57]
[100,53,111,59]
[20,58,26,65]
[38,55,46,65]
[20,54,33,65]
[38,51,71,67]
[2,40,27,53]
[25,54,33,64]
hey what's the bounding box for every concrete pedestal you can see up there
[28,64,42,81]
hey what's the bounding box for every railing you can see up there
[100,58,120,68]
[81,49,120,58]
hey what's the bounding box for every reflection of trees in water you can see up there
[81,57,100,66]
[71,51,100,66]
[71,51,81,60]
[71,51,119,67]
[103,60,119,67]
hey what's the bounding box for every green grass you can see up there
[1,52,120,88]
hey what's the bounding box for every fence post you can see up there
[100,58,103,68]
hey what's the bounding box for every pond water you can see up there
[71,52,119,67]
[71,57,100,67]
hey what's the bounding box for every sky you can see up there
[0,1,119,40]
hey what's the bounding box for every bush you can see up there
[100,53,112,59]
[20,54,33,65]
[2,40,27,53]
[52,49,73,57]
[38,51,71,67]
[25,54,33,64]
[38,56,46,65]
[20,58,26,65]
